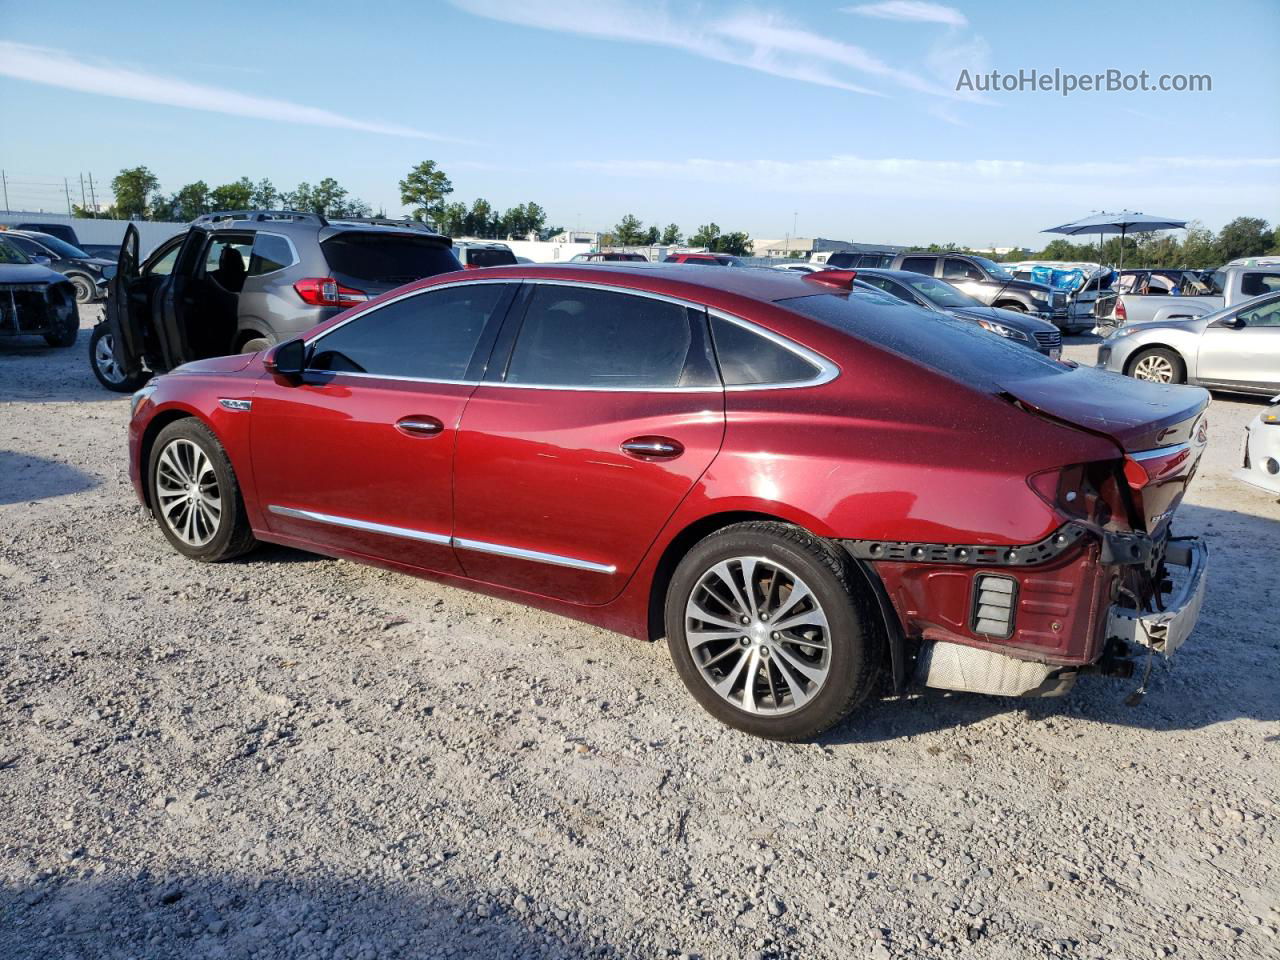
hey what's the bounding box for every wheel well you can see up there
[1123,342,1181,375]
[138,411,195,508]
[233,328,272,351]
[993,299,1026,310]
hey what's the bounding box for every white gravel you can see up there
[1,310,1278,960]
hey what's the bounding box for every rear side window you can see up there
[505,287,707,388]
[322,234,461,286]
[1241,272,1280,297]
[900,256,936,276]
[943,258,983,281]
[248,233,295,276]
[464,247,518,267]
[309,283,510,380]
[780,293,1064,386]
[710,314,822,386]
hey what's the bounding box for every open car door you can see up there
[103,224,144,380]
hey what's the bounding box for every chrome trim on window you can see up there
[454,537,617,574]
[300,274,839,393]
[268,505,451,545]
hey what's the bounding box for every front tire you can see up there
[994,301,1027,313]
[665,521,881,741]
[148,420,256,562]
[43,305,79,348]
[89,324,148,392]
[1127,346,1185,384]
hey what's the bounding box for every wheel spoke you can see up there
[772,644,824,686]
[711,648,751,697]
[687,601,743,631]
[770,654,813,707]
[772,605,829,634]
[686,628,744,653]
[708,561,752,620]
[739,649,761,713]
[771,579,812,623]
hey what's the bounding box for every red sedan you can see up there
[125,264,1209,740]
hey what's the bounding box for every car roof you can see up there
[852,268,937,280]
[420,261,824,303]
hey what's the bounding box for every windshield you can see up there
[28,234,90,259]
[779,292,1065,387]
[0,238,32,265]
[903,276,982,308]
[971,256,1013,280]
[322,234,461,285]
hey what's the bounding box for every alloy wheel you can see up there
[684,557,831,715]
[155,439,222,547]
[94,332,125,385]
[1133,354,1175,382]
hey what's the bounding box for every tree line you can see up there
[595,215,752,255]
[912,216,1279,268]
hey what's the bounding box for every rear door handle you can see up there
[620,436,684,460]
[395,416,444,437]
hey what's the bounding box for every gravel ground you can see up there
[2,308,1278,960]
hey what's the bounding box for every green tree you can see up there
[281,182,314,213]
[643,225,660,245]
[438,201,467,237]
[613,214,647,246]
[465,198,494,237]
[313,178,348,216]
[523,202,547,238]
[717,231,753,256]
[172,181,211,221]
[660,223,682,245]
[251,178,278,209]
[148,194,175,221]
[399,160,453,226]
[690,222,721,249]
[1215,216,1271,262]
[111,166,160,220]
[210,177,254,212]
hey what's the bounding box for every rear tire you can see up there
[69,274,96,304]
[238,336,272,354]
[664,521,881,741]
[89,324,148,392]
[148,419,256,562]
[1127,347,1185,384]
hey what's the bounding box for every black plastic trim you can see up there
[840,522,1088,567]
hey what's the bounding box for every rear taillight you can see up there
[293,277,368,308]
[1029,462,1128,527]
[462,263,479,270]
[1114,298,1127,323]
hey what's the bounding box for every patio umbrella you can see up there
[1042,211,1188,272]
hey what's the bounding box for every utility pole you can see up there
[1,169,8,214]
[87,173,98,213]
[80,174,88,211]
[64,178,73,216]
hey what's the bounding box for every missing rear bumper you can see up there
[1105,536,1208,657]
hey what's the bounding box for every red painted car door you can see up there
[250,282,516,573]
[451,283,725,605]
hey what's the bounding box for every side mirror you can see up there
[264,338,306,380]
[31,255,52,266]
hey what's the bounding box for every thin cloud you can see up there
[0,41,465,142]
[843,1,969,27]
[454,0,963,98]
[571,154,1280,199]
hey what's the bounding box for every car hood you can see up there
[0,262,66,285]
[998,364,1210,453]
[171,353,260,376]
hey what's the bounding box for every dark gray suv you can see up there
[92,211,461,391]
[888,253,1074,331]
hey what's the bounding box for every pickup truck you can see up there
[888,252,1075,330]
[1098,262,1280,330]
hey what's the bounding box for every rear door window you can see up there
[247,233,296,276]
[1241,272,1280,297]
[900,256,936,276]
[710,314,823,386]
[309,283,513,380]
[322,233,462,286]
[504,286,712,388]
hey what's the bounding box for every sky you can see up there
[1,0,1278,248]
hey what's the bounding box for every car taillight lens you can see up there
[1029,462,1127,527]
[293,277,368,307]
[462,263,479,270]
[1114,298,1127,322]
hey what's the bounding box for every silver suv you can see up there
[92,211,461,391]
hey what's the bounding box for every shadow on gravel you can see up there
[0,871,610,960]
[0,450,99,505]
[0,330,124,405]
[821,501,1280,746]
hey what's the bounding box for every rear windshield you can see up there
[779,292,1066,388]
[322,233,461,284]
[466,247,518,267]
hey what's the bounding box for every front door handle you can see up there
[620,436,684,460]
[395,416,444,437]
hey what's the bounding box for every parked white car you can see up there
[1236,397,1280,495]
